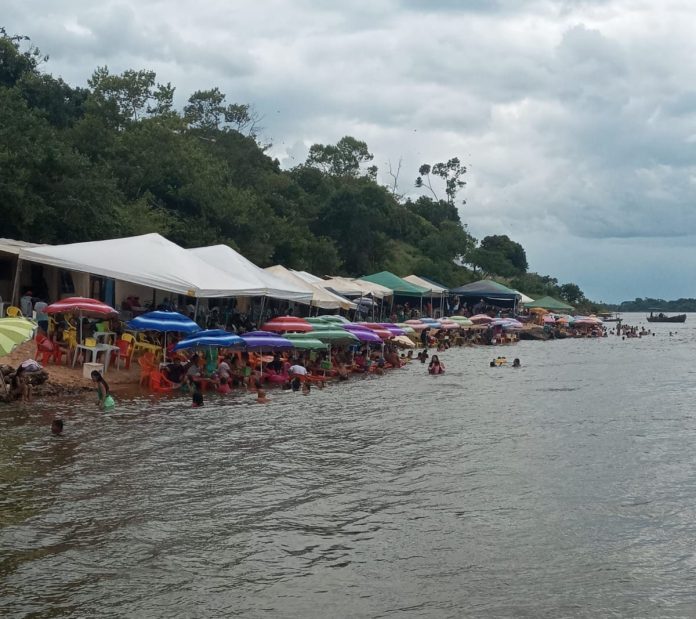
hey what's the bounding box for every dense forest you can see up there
[0,30,596,309]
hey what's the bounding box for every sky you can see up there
[5,0,696,302]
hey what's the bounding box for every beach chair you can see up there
[34,333,55,365]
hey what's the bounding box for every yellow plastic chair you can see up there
[84,337,97,347]
[6,306,23,317]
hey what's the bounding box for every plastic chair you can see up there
[149,369,177,392]
[84,337,97,347]
[138,352,156,386]
[6,306,22,317]
[34,333,54,365]
[113,339,133,370]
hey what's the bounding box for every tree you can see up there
[479,235,528,273]
[559,283,584,306]
[87,67,174,127]
[306,136,375,177]
[415,157,467,205]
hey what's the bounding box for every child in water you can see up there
[257,388,269,404]
[91,370,115,409]
[428,355,445,375]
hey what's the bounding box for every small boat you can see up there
[598,311,621,323]
[646,311,686,323]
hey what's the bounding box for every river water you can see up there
[2,314,696,618]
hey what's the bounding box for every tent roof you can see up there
[320,276,365,297]
[0,238,42,256]
[350,278,393,299]
[450,279,521,299]
[291,269,324,284]
[265,265,356,310]
[190,245,312,302]
[403,274,448,294]
[514,290,535,304]
[360,271,428,297]
[525,295,575,311]
[19,233,269,298]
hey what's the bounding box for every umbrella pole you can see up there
[194,298,200,323]
[163,332,167,363]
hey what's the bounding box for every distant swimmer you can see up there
[428,355,445,375]
[490,359,496,367]
[51,419,64,435]
[512,358,521,368]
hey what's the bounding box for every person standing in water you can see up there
[91,370,115,409]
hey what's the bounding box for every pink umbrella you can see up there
[260,316,313,333]
[404,319,428,330]
[470,314,494,324]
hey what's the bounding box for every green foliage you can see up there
[306,136,375,178]
[0,29,591,303]
[618,298,696,312]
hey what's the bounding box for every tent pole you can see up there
[194,298,200,323]
[10,258,22,306]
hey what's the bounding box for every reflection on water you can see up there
[2,315,696,617]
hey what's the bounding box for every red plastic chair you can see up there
[113,339,133,370]
[138,352,155,386]
[34,334,55,365]
[148,369,177,392]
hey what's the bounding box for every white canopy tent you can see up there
[190,245,312,302]
[403,275,448,295]
[291,269,324,285]
[514,290,535,304]
[353,278,393,300]
[265,265,357,310]
[18,233,273,298]
[319,276,366,298]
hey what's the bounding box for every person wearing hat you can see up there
[20,290,33,318]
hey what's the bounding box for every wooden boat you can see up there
[646,311,686,323]
[598,312,621,322]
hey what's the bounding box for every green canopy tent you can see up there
[524,295,575,312]
[361,271,429,318]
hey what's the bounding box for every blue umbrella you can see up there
[173,329,245,351]
[127,311,200,333]
[127,311,200,361]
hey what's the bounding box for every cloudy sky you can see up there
[6,0,696,302]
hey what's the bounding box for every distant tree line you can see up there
[0,29,594,306]
[614,298,696,312]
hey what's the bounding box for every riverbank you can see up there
[0,341,143,399]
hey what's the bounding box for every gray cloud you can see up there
[4,0,696,300]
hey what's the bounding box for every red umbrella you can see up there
[45,297,118,318]
[260,316,313,333]
[45,297,118,342]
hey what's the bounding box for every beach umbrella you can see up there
[173,329,245,351]
[260,316,313,333]
[377,323,407,336]
[127,311,200,361]
[0,317,36,357]
[469,314,494,324]
[308,329,360,345]
[341,325,383,343]
[543,315,556,324]
[404,319,428,331]
[392,335,416,348]
[0,317,36,396]
[46,296,118,342]
[394,323,417,335]
[318,315,352,325]
[447,316,474,326]
[240,331,294,349]
[438,320,460,330]
[284,334,329,351]
[357,323,393,340]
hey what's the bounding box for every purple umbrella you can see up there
[377,323,408,336]
[342,324,383,344]
[240,330,294,349]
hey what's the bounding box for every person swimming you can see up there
[428,355,445,375]
[51,419,64,435]
[512,358,521,368]
[192,383,204,407]
[257,388,269,404]
[91,370,115,409]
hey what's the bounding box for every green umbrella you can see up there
[0,318,36,356]
[309,329,360,345]
[284,334,329,351]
